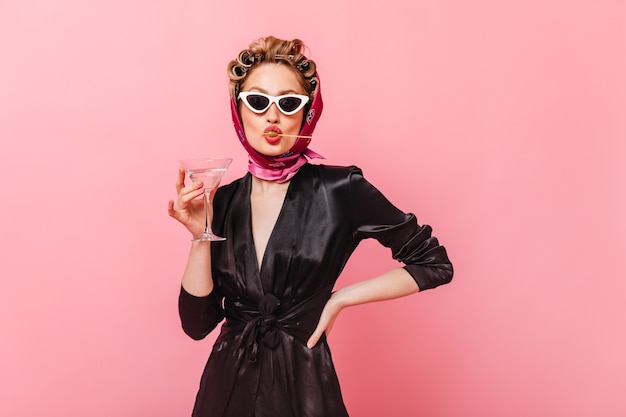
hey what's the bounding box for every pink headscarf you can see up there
[230,74,324,183]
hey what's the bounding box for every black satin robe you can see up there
[178,164,453,417]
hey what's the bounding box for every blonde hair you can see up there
[227,36,319,100]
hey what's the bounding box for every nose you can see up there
[265,103,281,124]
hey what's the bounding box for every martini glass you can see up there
[179,157,233,241]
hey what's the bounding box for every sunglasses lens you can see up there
[278,96,304,113]
[246,94,270,111]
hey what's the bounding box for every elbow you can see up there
[440,262,454,286]
[427,263,454,289]
[425,246,454,288]
[181,320,218,340]
[182,326,209,341]
[406,262,454,291]
[443,270,454,287]
[178,287,224,341]
[180,314,223,341]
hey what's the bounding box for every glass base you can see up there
[192,232,226,242]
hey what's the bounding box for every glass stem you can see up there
[203,191,210,235]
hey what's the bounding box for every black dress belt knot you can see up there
[226,286,334,363]
[238,293,281,361]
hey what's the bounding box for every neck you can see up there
[251,174,290,195]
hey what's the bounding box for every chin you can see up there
[258,147,292,157]
[251,140,297,157]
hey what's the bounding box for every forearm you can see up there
[181,241,214,296]
[332,267,420,309]
[306,267,420,347]
[179,241,223,339]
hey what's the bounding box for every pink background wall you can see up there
[1,1,625,416]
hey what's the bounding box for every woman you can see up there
[168,36,453,417]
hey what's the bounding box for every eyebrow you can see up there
[247,86,302,95]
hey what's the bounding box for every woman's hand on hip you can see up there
[307,294,344,349]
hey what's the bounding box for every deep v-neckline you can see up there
[249,178,293,274]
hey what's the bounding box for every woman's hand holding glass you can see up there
[168,167,219,239]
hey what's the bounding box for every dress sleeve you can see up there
[348,167,453,291]
[178,286,225,340]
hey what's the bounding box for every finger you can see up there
[179,185,205,206]
[325,320,335,337]
[175,166,186,192]
[307,320,326,349]
[167,200,179,219]
[176,182,203,208]
[307,331,321,349]
[180,180,204,197]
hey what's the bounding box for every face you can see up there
[239,63,307,157]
